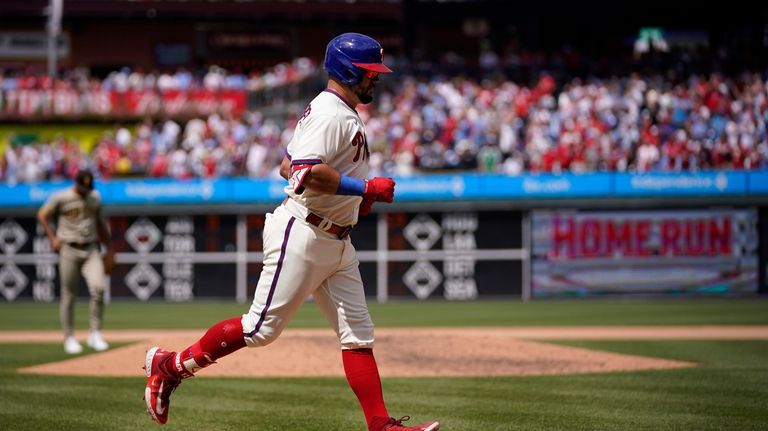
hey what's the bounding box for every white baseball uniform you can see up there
[241,89,374,350]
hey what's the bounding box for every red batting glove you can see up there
[359,195,375,216]
[364,177,395,203]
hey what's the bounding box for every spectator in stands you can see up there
[2,60,766,182]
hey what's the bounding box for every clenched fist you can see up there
[363,177,395,203]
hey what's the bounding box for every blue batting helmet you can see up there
[323,32,392,86]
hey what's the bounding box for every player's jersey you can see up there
[40,188,102,243]
[285,89,370,226]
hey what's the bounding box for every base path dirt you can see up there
[6,326,768,378]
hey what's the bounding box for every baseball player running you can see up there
[143,33,439,431]
[37,169,112,354]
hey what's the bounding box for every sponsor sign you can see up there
[614,171,747,196]
[531,209,759,296]
[0,89,246,119]
[0,172,766,208]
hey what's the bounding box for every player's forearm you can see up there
[301,164,343,194]
[37,212,56,241]
[279,156,291,180]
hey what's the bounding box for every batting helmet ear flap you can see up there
[325,45,363,85]
[324,33,392,86]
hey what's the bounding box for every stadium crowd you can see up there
[0,57,317,93]
[2,68,767,183]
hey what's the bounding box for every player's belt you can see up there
[305,212,353,239]
[66,242,95,249]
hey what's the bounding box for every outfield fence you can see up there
[1,172,766,302]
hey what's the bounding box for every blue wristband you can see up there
[336,175,366,196]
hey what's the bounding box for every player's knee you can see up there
[85,278,106,296]
[90,287,105,301]
[244,327,282,347]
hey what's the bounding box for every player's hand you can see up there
[359,195,375,216]
[363,177,395,203]
[50,237,61,252]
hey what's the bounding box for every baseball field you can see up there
[1,298,767,430]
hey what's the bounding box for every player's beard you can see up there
[354,81,376,104]
[358,92,373,104]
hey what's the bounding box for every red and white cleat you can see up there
[143,346,181,425]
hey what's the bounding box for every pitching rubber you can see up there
[424,422,439,431]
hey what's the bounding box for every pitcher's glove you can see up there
[102,249,116,275]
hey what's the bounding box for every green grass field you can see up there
[1,298,767,430]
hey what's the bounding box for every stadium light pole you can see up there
[45,0,63,79]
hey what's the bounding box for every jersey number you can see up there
[351,131,370,162]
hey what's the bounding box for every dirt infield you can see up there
[6,326,768,378]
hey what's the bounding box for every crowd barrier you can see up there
[1,171,766,303]
[1,171,767,208]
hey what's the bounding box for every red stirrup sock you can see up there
[170,317,246,378]
[342,348,389,427]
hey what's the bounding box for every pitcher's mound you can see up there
[12,327,708,377]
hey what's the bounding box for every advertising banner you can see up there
[393,173,613,201]
[2,172,766,209]
[0,89,246,119]
[531,209,759,296]
[748,171,768,194]
[614,171,748,196]
[108,179,226,205]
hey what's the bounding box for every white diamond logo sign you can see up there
[403,214,442,251]
[125,263,162,301]
[403,260,443,300]
[0,263,28,301]
[126,218,162,253]
[0,219,28,255]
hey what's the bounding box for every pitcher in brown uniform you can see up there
[37,169,114,354]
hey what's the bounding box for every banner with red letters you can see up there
[531,209,759,296]
[0,89,247,119]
